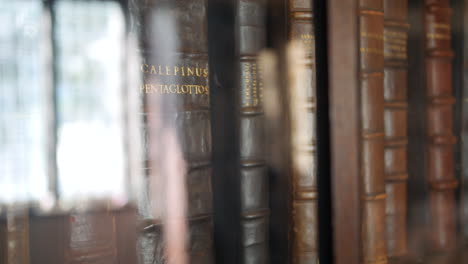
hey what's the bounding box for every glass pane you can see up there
[54,0,127,205]
[0,0,48,205]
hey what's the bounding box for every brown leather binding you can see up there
[359,0,388,263]
[424,0,458,253]
[238,0,270,263]
[29,208,136,264]
[0,212,30,264]
[383,0,409,258]
[327,0,361,263]
[460,0,468,243]
[288,0,318,263]
[65,212,118,263]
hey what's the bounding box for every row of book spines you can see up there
[33,215,213,264]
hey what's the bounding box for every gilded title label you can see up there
[384,29,408,60]
[140,64,210,95]
[242,62,264,107]
[140,84,209,95]
[298,33,315,54]
[140,64,208,78]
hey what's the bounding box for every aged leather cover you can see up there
[424,0,458,253]
[359,0,388,263]
[0,213,30,264]
[383,0,409,258]
[288,0,318,263]
[460,0,468,243]
[30,210,135,264]
[64,212,118,263]
[237,0,269,263]
[131,0,214,263]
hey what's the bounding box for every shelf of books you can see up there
[2,0,468,263]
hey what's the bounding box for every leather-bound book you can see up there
[288,0,318,263]
[0,218,4,264]
[359,0,387,263]
[383,0,409,258]
[37,210,137,264]
[0,213,30,264]
[30,211,124,264]
[424,0,458,253]
[460,0,468,243]
[65,212,118,263]
[131,0,214,263]
[237,0,269,263]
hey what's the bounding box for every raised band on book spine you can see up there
[288,0,318,263]
[359,0,388,263]
[383,0,409,258]
[424,0,458,253]
[238,0,270,263]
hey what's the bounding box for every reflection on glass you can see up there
[0,0,47,205]
[55,1,126,205]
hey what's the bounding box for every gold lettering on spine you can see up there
[384,29,408,60]
[139,64,210,95]
[360,47,384,55]
[243,63,251,107]
[169,85,176,93]
[361,32,384,40]
[258,63,264,104]
[140,84,210,95]
[139,64,209,78]
[297,34,314,53]
[187,67,194,76]
[252,63,258,107]
[426,33,450,40]
[242,62,264,107]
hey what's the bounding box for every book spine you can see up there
[359,0,387,263]
[461,0,468,241]
[288,0,318,263]
[383,0,409,257]
[1,213,30,264]
[424,0,458,252]
[136,1,214,263]
[238,0,269,263]
[65,213,118,263]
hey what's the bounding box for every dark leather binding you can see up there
[424,0,458,253]
[237,0,269,263]
[288,0,318,263]
[359,0,387,263]
[461,0,468,243]
[383,0,409,258]
[132,0,214,263]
